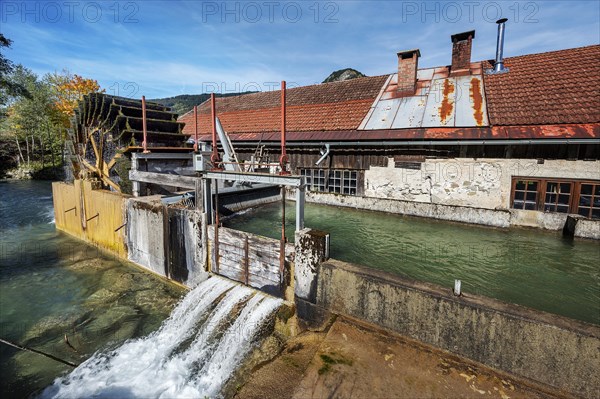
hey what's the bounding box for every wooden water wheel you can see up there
[65,93,187,193]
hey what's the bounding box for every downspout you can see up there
[315,143,331,165]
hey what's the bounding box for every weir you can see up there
[42,276,283,398]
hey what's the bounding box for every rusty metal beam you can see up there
[193,105,198,152]
[142,96,149,154]
[210,93,222,168]
[279,80,289,174]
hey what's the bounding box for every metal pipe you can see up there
[86,213,99,222]
[280,186,286,287]
[214,180,220,274]
[315,143,330,165]
[279,81,288,174]
[142,96,149,153]
[210,93,221,168]
[114,222,127,232]
[193,105,198,152]
[493,18,508,74]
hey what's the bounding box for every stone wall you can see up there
[315,259,600,399]
[301,191,512,228]
[365,158,599,210]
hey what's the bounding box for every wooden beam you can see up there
[129,170,197,189]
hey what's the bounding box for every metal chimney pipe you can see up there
[493,18,508,73]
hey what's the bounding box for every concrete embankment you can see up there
[310,259,600,399]
[296,190,600,239]
[236,318,559,399]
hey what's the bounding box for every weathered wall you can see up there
[167,208,207,286]
[315,259,600,399]
[365,158,600,210]
[299,190,600,239]
[127,196,166,277]
[126,197,208,287]
[52,180,128,257]
[301,190,511,227]
[575,218,600,240]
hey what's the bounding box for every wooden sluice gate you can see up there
[207,226,294,298]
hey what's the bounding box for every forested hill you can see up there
[150,92,255,115]
[152,68,366,115]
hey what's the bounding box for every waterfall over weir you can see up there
[42,277,283,398]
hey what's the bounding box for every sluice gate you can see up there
[207,226,294,297]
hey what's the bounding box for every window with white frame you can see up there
[300,168,358,195]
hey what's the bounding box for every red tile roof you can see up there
[179,75,388,135]
[483,45,600,126]
[180,45,600,141]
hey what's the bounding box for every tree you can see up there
[48,70,103,120]
[0,36,103,177]
[0,33,30,110]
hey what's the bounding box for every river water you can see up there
[224,201,600,325]
[0,180,185,397]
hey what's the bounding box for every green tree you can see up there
[0,34,30,110]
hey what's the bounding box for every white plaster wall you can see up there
[365,158,600,210]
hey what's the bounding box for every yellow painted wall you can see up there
[52,180,129,258]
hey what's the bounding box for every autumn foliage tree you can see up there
[0,40,104,177]
[49,71,104,121]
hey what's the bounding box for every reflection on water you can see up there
[0,180,185,397]
[224,201,600,325]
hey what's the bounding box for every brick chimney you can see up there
[397,49,420,96]
[450,30,475,76]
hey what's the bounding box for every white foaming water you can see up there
[44,205,55,224]
[42,277,282,399]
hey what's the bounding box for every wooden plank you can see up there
[129,170,197,189]
[217,261,279,287]
[217,251,280,279]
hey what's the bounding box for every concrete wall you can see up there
[302,190,511,228]
[315,259,600,399]
[294,189,600,239]
[52,180,128,257]
[126,196,208,287]
[365,158,600,210]
[575,218,600,240]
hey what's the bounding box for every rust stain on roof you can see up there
[470,78,484,126]
[438,79,455,122]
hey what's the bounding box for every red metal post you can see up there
[193,105,198,152]
[142,96,149,153]
[210,93,221,168]
[279,80,289,174]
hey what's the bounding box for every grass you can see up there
[318,352,353,375]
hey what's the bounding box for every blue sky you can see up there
[1,0,599,98]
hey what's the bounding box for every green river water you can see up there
[0,180,185,397]
[224,201,600,325]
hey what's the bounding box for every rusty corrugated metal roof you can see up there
[359,63,489,130]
